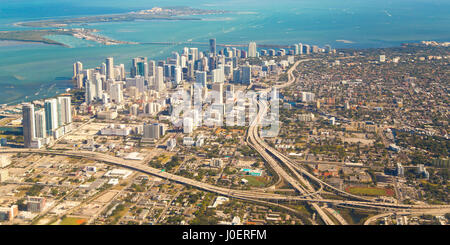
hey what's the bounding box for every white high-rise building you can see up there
[57,96,72,125]
[135,76,146,94]
[298,43,303,54]
[174,66,182,84]
[110,83,123,104]
[189,48,199,61]
[73,61,83,78]
[212,67,225,83]
[34,109,47,139]
[293,44,299,55]
[86,79,96,104]
[248,42,257,58]
[44,99,58,136]
[155,66,165,92]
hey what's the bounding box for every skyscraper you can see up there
[44,99,58,136]
[212,82,224,104]
[131,57,147,78]
[209,38,216,55]
[212,67,225,83]
[293,44,299,55]
[174,66,182,84]
[195,71,207,87]
[106,57,114,80]
[248,42,257,58]
[148,60,156,77]
[57,96,72,125]
[241,65,252,84]
[34,109,46,139]
[22,103,35,148]
[155,66,165,92]
[73,61,83,78]
[110,83,123,104]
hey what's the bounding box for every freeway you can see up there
[363,208,450,225]
[3,148,449,212]
[246,59,338,225]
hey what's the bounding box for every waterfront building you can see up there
[34,109,46,139]
[57,96,72,125]
[44,99,58,136]
[22,103,35,148]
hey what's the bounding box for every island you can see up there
[0,28,137,47]
[14,7,229,28]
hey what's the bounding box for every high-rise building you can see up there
[293,44,299,55]
[131,57,147,78]
[298,43,303,54]
[57,96,72,126]
[209,38,217,55]
[174,66,182,84]
[303,44,310,54]
[34,109,46,139]
[22,103,35,148]
[189,48,199,61]
[212,67,225,83]
[183,117,194,134]
[155,66,165,92]
[135,76,146,94]
[248,42,257,58]
[85,79,96,104]
[233,69,240,83]
[195,71,207,87]
[110,83,123,104]
[106,57,114,80]
[148,60,156,77]
[212,82,224,104]
[44,99,58,136]
[73,61,83,78]
[241,65,252,84]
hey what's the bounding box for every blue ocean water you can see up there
[0,0,449,104]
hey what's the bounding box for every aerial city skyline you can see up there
[0,1,448,229]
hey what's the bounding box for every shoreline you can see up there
[1,41,448,107]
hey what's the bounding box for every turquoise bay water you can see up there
[0,0,449,104]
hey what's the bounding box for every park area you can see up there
[243,176,271,187]
[345,186,394,197]
[59,217,87,225]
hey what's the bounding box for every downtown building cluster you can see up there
[22,96,72,148]
[22,39,333,148]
